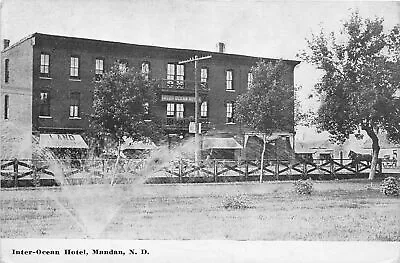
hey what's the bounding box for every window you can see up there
[166,103,175,117]
[200,101,208,117]
[226,70,233,90]
[176,103,184,119]
[95,58,104,81]
[166,103,184,118]
[226,102,234,123]
[4,59,9,83]
[4,95,9,119]
[143,102,149,115]
[141,61,150,80]
[201,67,208,88]
[166,63,184,88]
[70,56,79,78]
[40,53,50,77]
[69,92,80,118]
[176,64,184,88]
[118,59,128,72]
[247,72,253,89]
[39,91,50,117]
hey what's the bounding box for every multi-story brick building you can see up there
[0,33,299,159]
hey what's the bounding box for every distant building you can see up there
[0,33,299,159]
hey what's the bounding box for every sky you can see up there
[1,0,399,139]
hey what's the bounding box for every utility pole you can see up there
[179,55,212,166]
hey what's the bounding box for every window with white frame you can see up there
[175,103,184,118]
[226,70,233,90]
[200,101,208,117]
[4,95,9,119]
[141,61,150,80]
[40,53,50,77]
[166,63,184,88]
[70,56,80,78]
[39,91,50,117]
[176,64,184,88]
[143,102,149,115]
[247,72,253,89]
[69,92,80,118]
[226,102,234,123]
[166,103,175,117]
[201,68,208,83]
[95,58,104,81]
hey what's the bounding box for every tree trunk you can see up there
[111,140,122,186]
[364,127,380,180]
[260,134,267,183]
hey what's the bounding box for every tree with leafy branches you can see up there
[235,60,295,183]
[299,12,400,179]
[88,63,162,181]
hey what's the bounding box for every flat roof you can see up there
[2,32,301,65]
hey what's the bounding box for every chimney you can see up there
[217,42,225,53]
[3,39,10,49]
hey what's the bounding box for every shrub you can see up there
[222,194,253,209]
[293,178,313,195]
[380,177,400,197]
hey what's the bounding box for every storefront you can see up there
[39,134,89,159]
[202,137,242,160]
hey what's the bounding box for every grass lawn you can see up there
[1,179,399,240]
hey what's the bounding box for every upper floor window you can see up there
[200,101,208,118]
[69,92,80,118]
[4,95,9,119]
[4,59,9,83]
[226,102,234,123]
[118,59,128,72]
[167,63,184,88]
[141,61,150,80]
[247,72,253,89]
[40,53,50,77]
[143,102,149,115]
[39,91,50,117]
[226,70,233,90]
[201,67,208,88]
[95,58,104,81]
[70,56,80,78]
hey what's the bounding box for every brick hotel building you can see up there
[0,33,299,159]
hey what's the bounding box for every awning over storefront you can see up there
[202,137,243,150]
[121,139,157,150]
[39,134,89,149]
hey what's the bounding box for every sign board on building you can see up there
[189,122,201,134]
[161,95,200,103]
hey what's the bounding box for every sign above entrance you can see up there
[161,95,200,103]
[39,134,89,149]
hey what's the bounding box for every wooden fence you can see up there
[1,157,383,187]
[161,158,383,183]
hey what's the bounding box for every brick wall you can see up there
[0,38,33,159]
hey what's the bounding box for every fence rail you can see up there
[1,157,384,187]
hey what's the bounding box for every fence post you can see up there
[13,158,18,187]
[245,160,248,181]
[179,159,182,183]
[275,159,279,181]
[330,159,334,178]
[355,162,359,176]
[213,160,217,183]
[340,151,343,165]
